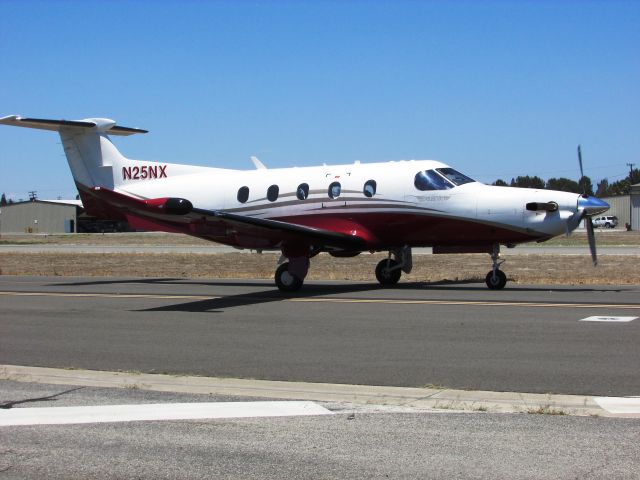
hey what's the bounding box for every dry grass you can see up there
[2,230,640,247]
[1,232,639,284]
[1,251,638,285]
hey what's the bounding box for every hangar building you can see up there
[600,183,640,230]
[0,200,80,234]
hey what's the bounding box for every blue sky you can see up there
[1,0,638,200]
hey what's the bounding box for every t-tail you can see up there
[0,115,147,192]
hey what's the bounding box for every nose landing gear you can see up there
[485,244,507,290]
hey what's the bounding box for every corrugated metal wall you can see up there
[632,195,640,230]
[600,195,630,226]
[0,202,77,234]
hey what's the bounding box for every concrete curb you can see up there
[1,364,638,418]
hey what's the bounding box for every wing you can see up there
[81,186,367,251]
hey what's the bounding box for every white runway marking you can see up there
[580,316,638,322]
[0,401,333,426]
[594,397,640,414]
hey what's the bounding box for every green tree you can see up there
[510,175,545,189]
[578,176,594,195]
[546,177,579,193]
[596,178,609,196]
[492,179,508,186]
[0,193,6,206]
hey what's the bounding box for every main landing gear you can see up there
[375,246,413,287]
[275,256,309,292]
[274,245,315,293]
[485,244,507,290]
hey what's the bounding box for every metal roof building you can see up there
[600,183,640,230]
[0,200,79,234]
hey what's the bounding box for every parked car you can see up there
[593,215,618,228]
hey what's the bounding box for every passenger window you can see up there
[267,185,279,202]
[237,186,249,203]
[296,183,309,200]
[363,180,376,198]
[328,182,341,199]
[414,170,454,191]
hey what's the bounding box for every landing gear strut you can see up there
[375,246,412,287]
[485,244,507,290]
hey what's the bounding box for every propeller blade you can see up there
[577,145,584,181]
[585,216,597,266]
[566,209,585,235]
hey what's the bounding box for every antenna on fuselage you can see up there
[251,156,267,170]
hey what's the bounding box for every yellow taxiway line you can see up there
[1,290,639,310]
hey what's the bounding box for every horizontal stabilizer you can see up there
[0,115,147,136]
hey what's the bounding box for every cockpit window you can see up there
[414,170,454,191]
[436,168,475,186]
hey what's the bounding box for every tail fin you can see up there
[0,115,147,190]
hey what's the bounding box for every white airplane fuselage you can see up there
[114,157,580,250]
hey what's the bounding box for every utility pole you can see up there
[626,163,635,231]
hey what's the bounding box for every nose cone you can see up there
[578,195,609,216]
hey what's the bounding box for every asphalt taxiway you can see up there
[2,275,639,478]
[1,275,639,396]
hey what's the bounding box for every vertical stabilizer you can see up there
[0,115,147,190]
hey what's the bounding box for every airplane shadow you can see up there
[139,282,385,313]
[51,277,624,313]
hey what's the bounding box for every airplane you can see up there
[0,115,610,292]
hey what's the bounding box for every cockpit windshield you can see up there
[436,168,475,186]
[414,170,453,191]
[415,168,476,191]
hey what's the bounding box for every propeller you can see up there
[566,145,609,266]
[577,145,585,194]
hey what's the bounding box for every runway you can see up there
[1,275,639,396]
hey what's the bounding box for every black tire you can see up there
[375,259,402,286]
[605,223,611,228]
[485,270,507,290]
[275,262,303,292]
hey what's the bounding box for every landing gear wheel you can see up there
[375,259,402,286]
[485,270,507,290]
[275,262,303,292]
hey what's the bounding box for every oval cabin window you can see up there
[328,182,341,199]
[296,183,309,200]
[363,180,376,198]
[267,184,279,202]
[237,186,249,203]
